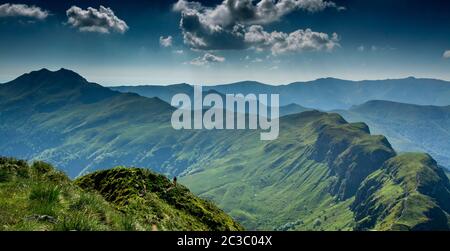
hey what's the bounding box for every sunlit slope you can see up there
[0,157,242,231]
[181,111,397,230]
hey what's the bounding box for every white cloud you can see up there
[269,65,279,70]
[357,45,365,52]
[190,53,225,66]
[66,5,128,34]
[160,36,173,47]
[245,25,340,55]
[443,50,450,59]
[174,0,343,26]
[252,57,263,63]
[173,49,184,54]
[172,0,341,54]
[0,3,49,20]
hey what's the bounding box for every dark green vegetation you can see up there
[0,157,242,231]
[111,77,450,110]
[1,69,450,230]
[337,100,450,170]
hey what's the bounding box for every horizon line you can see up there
[1,68,450,87]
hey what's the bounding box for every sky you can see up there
[1,0,450,85]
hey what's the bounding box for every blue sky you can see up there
[1,0,450,85]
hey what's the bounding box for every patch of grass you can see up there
[0,169,11,182]
[69,193,98,211]
[31,161,55,175]
[27,183,61,217]
[120,215,136,231]
[29,183,61,204]
[55,212,98,231]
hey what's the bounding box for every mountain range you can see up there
[1,68,449,230]
[111,77,450,110]
[112,78,450,171]
[337,100,450,170]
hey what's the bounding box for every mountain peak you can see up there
[0,68,118,107]
[7,68,89,90]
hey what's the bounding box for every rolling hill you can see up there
[1,69,449,230]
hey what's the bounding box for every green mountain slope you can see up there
[1,69,449,230]
[352,153,450,230]
[180,111,395,230]
[337,100,450,170]
[0,157,242,231]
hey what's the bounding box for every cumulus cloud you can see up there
[160,36,173,47]
[0,3,49,20]
[174,0,343,26]
[443,50,450,59]
[245,25,339,55]
[190,53,225,66]
[173,0,341,54]
[66,5,128,34]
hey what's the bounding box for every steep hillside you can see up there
[0,69,176,177]
[76,167,242,231]
[181,111,397,230]
[352,153,450,230]
[337,100,450,170]
[0,157,242,231]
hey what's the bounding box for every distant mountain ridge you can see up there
[337,100,450,170]
[110,79,450,170]
[110,77,450,110]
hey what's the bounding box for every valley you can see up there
[1,69,449,230]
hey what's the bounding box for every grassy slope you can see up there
[352,153,450,230]
[0,157,242,231]
[75,167,243,231]
[181,111,395,230]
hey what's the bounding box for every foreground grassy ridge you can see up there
[0,157,242,231]
[0,157,126,230]
[75,167,243,231]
